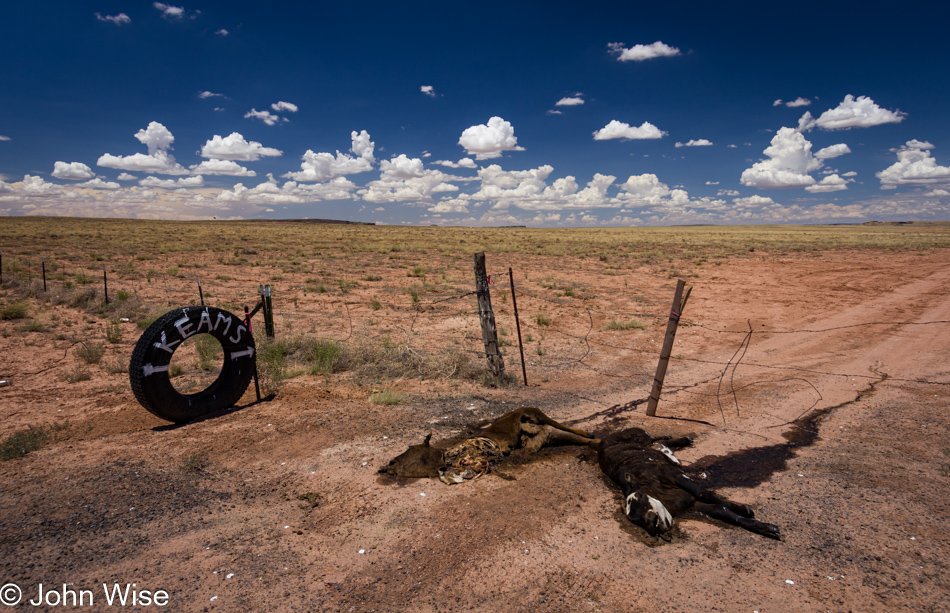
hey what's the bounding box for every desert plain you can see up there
[1,217,949,612]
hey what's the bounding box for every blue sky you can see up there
[1,1,949,226]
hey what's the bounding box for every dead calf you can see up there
[596,428,781,540]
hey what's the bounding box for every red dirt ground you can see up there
[2,246,949,612]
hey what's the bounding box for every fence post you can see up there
[509,267,528,386]
[42,258,47,292]
[103,265,109,305]
[245,305,261,402]
[263,284,275,338]
[197,276,205,306]
[646,279,691,417]
[474,252,506,386]
[258,285,270,338]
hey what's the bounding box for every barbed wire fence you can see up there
[3,250,949,428]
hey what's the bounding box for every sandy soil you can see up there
[1,244,949,612]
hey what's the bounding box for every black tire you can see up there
[129,306,256,423]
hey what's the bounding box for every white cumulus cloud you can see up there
[271,101,298,113]
[153,2,185,20]
[349,130,375,162]
[608,41,681,62]
[435,165,620,213]
[733,195,777,209]
[283,130,376,182]
[97,122,188,175]
[0,135,10,141]
[421,85,436,97]
[458,117,525,160]
[618,174,684,208]
[136,122,175,154]
[216,175,360,205]
[245,109,284,126]
[200,133,282,161]
[774,97,811,108]
[361,156,466,205]
[593,120,666,141]
[0,175,63,197]
[284,150,372,182]
[379,155,426,180]
[95,12,131,25]
[215,29,228,36]
[199,91,225,99]
[805,174,852,193]
[97,152,187,174]
[740,127,821,189]
[140,176,205,188]
[555,96,584,106]
[876,140,950,188]
[433,158,477,169]
[189,159,256,177]
[815,143,852,159]
[799,95,907,131]
[52,161,95,181]
[77,178,121,190]
[901,139,934,150]
[675,139,713,147]
[786,97,812,108]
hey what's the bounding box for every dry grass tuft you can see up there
[604,318,646,331]
[76,342,106,365]
[338,333,479,380]
[0,422,68,461]
[1,301,30,320]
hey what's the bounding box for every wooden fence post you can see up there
[646,279,692,416]
[474,252,506,386]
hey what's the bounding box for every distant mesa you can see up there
[249,218,375,226]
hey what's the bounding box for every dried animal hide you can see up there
[439,437,503,484]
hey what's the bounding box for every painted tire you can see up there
[129,306,256,423]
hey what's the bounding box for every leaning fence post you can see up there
[509,267,528,386]
[474,252,506,386]
[197,276,205,306]
[646,279,691,417]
